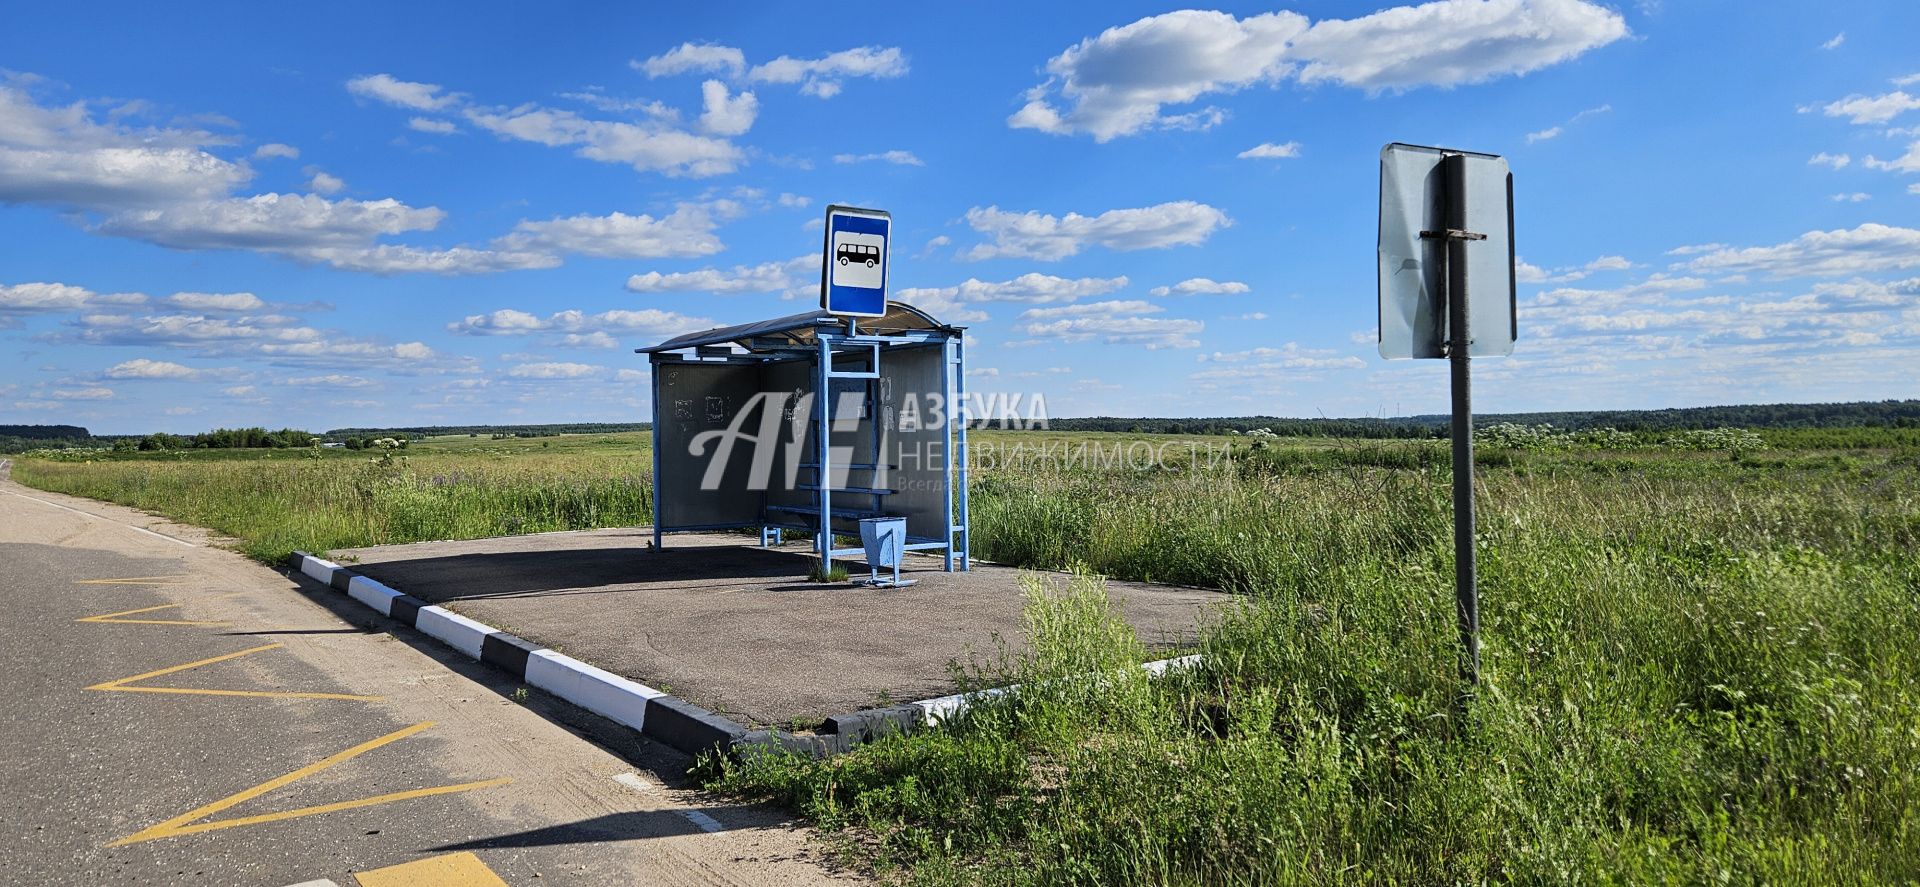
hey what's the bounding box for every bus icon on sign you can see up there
[836,243,879,267]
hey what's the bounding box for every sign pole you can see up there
[1440,153,1480,686]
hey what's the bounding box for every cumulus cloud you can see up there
[1012,0,1626,141]
[1237,141,1300,159]
[962,201,1230,261]
[53,386,115,400]
[626,254,820,296]
[506,362,608,380]
[636,43,748,79]
[896,274,1129,321]
[306,170,344,194]
[1682,224,1920,277]
[448,307,713,341]
[104,358,203,379]
[280,373,376,388]
[1191,343,1366,386]
[1817,91,1920,125]
[1821,32,1845,50]
[1151,277,1250,296]
[1809,152,1851,169]
[697,80,758,136]
[463,103,744,177]
[165,292,264,312]
[407,117,459,135]
[1862,142,1920,173]
[1016,299,1203,349]
[832,150,923,165]
[493,204,728,259]
[748,46,908,98]
[346,74,461,111]
[1,281,101,316]
[253,143,298,160]
[0,84,253,211]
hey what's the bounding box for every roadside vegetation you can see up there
[12,425,1920,881]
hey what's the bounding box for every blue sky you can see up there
[2,0,1917,434]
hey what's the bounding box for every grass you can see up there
[14,428,1920,881]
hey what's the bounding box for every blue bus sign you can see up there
[821,205,890,318]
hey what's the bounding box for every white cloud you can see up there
[832,150,923,166]
[778,192,810,208]
[1289,0,1628,89]
[897,274,1129,311]
[463,103,743,177]
[493,204,727,259]
[1192,343,1366,382]
[307,170,344,194]
[748,46,908,98]
[448,307,713,340]
[0,85,253,211]
[697,80,757,136]
[407,117,459,135]
[1819,92,1920,125]
[1526,103,1610,144]
[346,74,461,111]
[1241,312,1268,320]
[165,292,264,312]
[97,191,441,251]
[1011,1,1626,141]
[53,386,115,400]
[626,254,819,295]
[636,43,747,79]
[1237,141,1300,160]
[1683,224,1920,277]
[104,358,202,379]
[281,373,375,388]
[1821,32,1846,50]
[1017,299,1203,349]
[253,143,298,160]
[962,201,1230,260]
[1862,141,1920,173]
[1151,277,1250,296]
[1,281,98,315]
[507,362,607,380]
[1809,152,1851,169]
[1832,192,1872,202]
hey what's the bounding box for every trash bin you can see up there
[858,517,913,587]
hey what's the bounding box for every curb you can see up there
[290,552,750,758]
[288,552,1203,760]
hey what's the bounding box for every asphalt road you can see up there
[0,473,854,887]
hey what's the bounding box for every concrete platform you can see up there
[332,529,1227,728]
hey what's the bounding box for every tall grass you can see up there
[710,445,1920,883]
[11,450,651,561]
[16,432,1920,880]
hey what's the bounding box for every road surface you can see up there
[0,470,853,887]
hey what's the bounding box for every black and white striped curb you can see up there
[291,552,752,758]
[289,551,1203,759]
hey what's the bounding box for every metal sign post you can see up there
[1377,144,1515,687]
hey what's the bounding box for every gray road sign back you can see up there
[1377,143,1516,359]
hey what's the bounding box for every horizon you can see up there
[4,2,1919,436]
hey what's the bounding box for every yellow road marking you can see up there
[85,643,383,701]
[354,851,510,887]
[77,603,230,626]
[75,576,189,586]
[111,721,511,846]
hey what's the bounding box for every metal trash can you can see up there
[858,517,913,587]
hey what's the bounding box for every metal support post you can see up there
[1438,153,1480,685]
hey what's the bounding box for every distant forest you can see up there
[325,422,650,438]
[6,401,1918,454]
[1044,400,1920,438]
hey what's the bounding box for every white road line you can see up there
[611,773,728,833]
[1,489,195,548]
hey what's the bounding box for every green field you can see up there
[13,428,1920,883]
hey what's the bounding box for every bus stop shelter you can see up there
[637,301,971,572]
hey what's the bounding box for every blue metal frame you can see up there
[641,301,970,574]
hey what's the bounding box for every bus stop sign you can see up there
[821,205,890,318]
